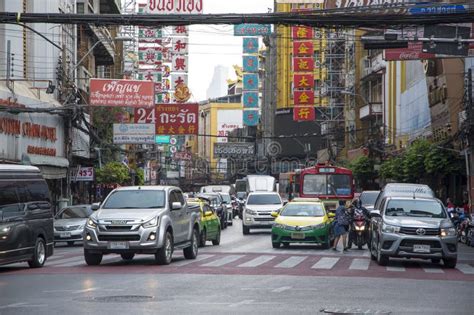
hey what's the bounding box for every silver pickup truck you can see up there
[83,186,200,265]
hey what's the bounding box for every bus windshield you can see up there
[302,174,352,196]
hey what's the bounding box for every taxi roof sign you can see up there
[291,197,321,203]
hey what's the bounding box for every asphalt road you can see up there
[0,219,473,314]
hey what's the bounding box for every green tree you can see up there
[402,139,430,182]
[96,162,130,185]
[424,145,462,176]
[133,167,145,186]
[349,156,377,189]
[379,156,404,182]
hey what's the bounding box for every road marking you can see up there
[274,256,307,269]
[54,254,119,267]
[0,303,47,309]
[456,263,474,275]
[311,257,339,269]
[422,266,444,274]
[229,299,254,308]
[386,266,406,272]
[201,255,244,267]
[238,255,275,268]
[47,256,85,266]
[174,254,215,266]
[349,258,370,270]
[272,286,292,293]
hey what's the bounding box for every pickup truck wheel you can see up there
[242,224,250,235]
[28,238,46,268]
[212,227,221,246]
[443,257,457,268]
[121,253,135,261]
[155,231,173,265]
[183,228,199,259]
[376,246,389,266]
[199,228,206,247]
[84,249,103,266]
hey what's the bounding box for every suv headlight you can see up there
[382,223,400,233]
[143,217,159,228]
[86,218,97,229]
[0,226,11,234]
[440,227,456,237]
[246,209,257,216]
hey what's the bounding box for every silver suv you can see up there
[369,196,457,268]
[83,186,201,265]
[242,192,283,235]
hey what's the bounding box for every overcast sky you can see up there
[188,0,274,101]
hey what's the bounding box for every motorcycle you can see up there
[348,208,369,250]
[458,214,473,245]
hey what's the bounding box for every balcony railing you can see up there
[90,25,115,62]
[359,102,383,120]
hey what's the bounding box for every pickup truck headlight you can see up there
[382,223,400,233]
[440,227,456,237]
[86,218,97,229]
[245,209,257,216]
[0,226,11,234]
[143,217,159,228]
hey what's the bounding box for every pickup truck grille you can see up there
[98,235,140,242]
[400,239,442,248]
[55,225,80,231]
[399,227,439,236]
[105,226,134,232]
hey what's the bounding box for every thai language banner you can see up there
[113,124,155,144]
[146,0,203,14]
[234,24,271,36]
[90,79,155,107]
[155,103,198,135]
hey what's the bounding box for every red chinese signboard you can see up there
[293,57,314,72]
[292,26,314,39]
[294,90,315,105]
[90,79,155,107]
[155,103,198,135]
[293,41,314,56]
[293,106,316,121]
[294,74,314,90]
[384,42,435,61]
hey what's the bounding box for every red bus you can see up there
[293,164,354,212]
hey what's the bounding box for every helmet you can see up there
[352,198,361,208]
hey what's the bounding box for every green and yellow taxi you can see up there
[271,198,335,249]
[187,198,221,247]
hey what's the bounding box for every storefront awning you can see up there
[22,154,69,179]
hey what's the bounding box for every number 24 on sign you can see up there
[135,108,156,124]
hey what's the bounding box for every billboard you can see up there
[113,124,155,144]
[214,142,255,158]
[155,103,198,135]
[146,0,203,14]
[90,79,155,108]
[217,109,243,143]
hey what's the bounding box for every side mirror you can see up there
[283,201,288,206]
[204,211,213,217]
[328,212,335,218]
[91,203,100,211]
[171,202,182,210]
[370,210,381,218]
[271,211,279,218]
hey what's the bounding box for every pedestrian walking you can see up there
[332,200,350,252]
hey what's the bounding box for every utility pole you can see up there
[467,68,473,212]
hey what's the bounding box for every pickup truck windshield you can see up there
[102,190,166,209]
[385,199,446,218]
[247,194,281,205]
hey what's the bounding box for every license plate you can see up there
[413,244,430,253]
[59,232,71,238]
[291,232,305,240]
[108,242,129,250]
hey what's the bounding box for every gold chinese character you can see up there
[168,126,175,134]
[298,43,309,55]
[157,125,165,134]
[178,126,186,134]
[298,76,310,88]
[296,27,308,38]
[297,59,309,70]
[299,92,310,104]
[298,107,311,119]
[188,125,196,134]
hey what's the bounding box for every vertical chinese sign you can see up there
[292,25,315,121]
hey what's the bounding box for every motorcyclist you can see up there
[347,198,370,249]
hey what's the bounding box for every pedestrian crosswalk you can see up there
[4,252,474,278]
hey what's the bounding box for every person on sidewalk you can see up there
[332,200,350,252]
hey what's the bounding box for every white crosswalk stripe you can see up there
[274,256,307,268]
[422,266,444,274]
[201,255,244,267]
[311,257,339,269]
[174,254,215,266]
[386,266,406,272]
[47,256,85,266]
[238,255,275,268]
[456,263,474,275]
[349,258,370,270]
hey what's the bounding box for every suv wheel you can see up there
[199,228,206,247]
[184,228,199,259]
[212,227,221,246]
[155,231,173,265]
[28,238,46,268]
[84,249,103,266]
[443,257,457,268]
[121,253,135,261]
[376,244,389,266]
[242,224,250,235]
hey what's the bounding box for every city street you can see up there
[1,219,473,314]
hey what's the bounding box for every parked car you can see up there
[219,192,233,226]
[242,192,283,235]
[359,190,380,212]
[271,198,335,248]
[369,196,457,268]
[0,165,54,268]
[54,205,93,246]
[83,186,201,266]
[198,193,227,229]
[188,198,221,247]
